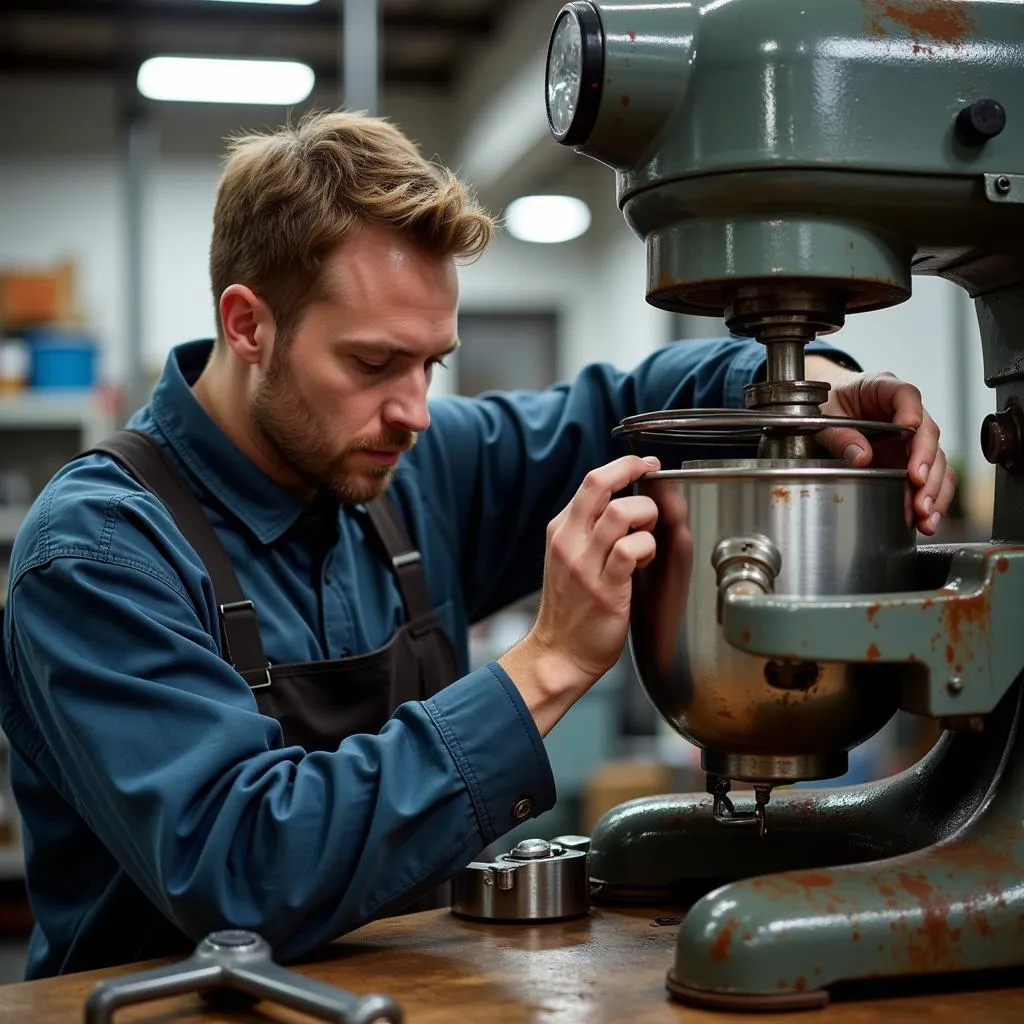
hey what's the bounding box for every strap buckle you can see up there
[219,600,270,690]
[220,599,255,616]
[248,667,273,691]
[392,550,421,570]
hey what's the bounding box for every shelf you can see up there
[0,391,103,429]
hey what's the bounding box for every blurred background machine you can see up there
[544,0,1024,1010]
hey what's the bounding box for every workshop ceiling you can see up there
[0,0,507,91]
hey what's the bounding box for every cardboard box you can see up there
[0,260,77,328]
[582,760,674,832]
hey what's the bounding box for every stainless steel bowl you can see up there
[629,459,915,784]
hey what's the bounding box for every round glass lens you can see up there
[546,12,583,137]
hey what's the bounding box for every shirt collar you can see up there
[142,339,308,544]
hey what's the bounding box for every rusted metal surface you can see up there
[722,545,1024,717]
[677,831,1024,990]
[863,0,977,44]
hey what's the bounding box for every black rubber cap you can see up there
[956,98,1007,146]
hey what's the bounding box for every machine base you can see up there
[666,972,828,1012]
[590,681,1024,1004]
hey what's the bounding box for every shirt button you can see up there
[512,797,533,822]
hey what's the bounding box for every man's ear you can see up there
[219,284,274,366]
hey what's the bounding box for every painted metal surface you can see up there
[557,0,1024,1005]
[671,683,1024,996]
[721,544,1024,718]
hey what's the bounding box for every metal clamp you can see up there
[84,930,401,1024]
[451,836,590,922]
[719,544,1024,718]
[707,776,773,837]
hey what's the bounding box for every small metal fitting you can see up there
[712,535,782,623]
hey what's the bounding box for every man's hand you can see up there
[807,355,956,536]
[499,454,660,736]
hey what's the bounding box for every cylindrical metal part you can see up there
[766,341,806,383]
[451,840,589,922]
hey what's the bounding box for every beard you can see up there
[250,347,415,504]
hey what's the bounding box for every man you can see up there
[0,111,955,979]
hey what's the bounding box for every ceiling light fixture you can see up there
[197,1,320,6]
[504,195,592,244]
[137,56,315,105]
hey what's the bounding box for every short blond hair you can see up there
[210,110,493,341]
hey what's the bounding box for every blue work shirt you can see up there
[1,336,852,978]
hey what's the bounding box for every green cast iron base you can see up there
[588,680,1024,1010]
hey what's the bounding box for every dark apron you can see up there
[88,429,459,909]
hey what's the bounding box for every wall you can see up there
[0,75,671,396]
[0,75,457,386]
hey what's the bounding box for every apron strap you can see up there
[85,430,269,686]
[363,498,433,622]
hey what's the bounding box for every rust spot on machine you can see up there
[866,602,882,623]
[867,644,882,661]
[937,589,987,643]
[864,0,977,45]
[710,919,736,961]
[897,872,959,972]
[772,487,791,504]
[789,873,835,889]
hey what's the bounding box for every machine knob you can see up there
[981,404,1024,468]
[956,98,1006,146]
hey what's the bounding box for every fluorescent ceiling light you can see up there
[137,57,315,105]
[197,1,320,6]
[504,195,591,244]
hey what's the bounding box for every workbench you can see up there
[0,906,1020,1022]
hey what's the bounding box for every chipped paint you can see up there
[938,590,988,670]
[772,487,791,504]
[789,872,835,889]
[867,643,882,661]
[864,0,977,45]
[710,919,736,961]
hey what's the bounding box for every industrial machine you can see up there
[543,0,1024,1010]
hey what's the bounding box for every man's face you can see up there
[250,224,459,503]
